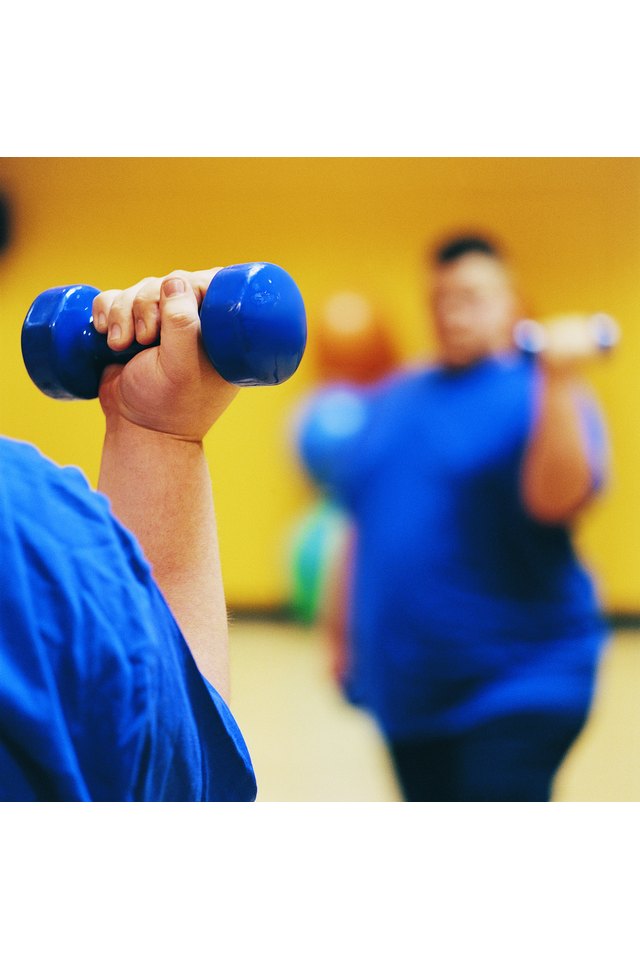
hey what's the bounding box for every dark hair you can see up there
[431,233,504,265]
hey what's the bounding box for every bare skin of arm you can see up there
[95,272,238,700]
[521,317,606,525]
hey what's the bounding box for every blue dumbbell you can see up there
[21,262,307,399]
[295,385,368,488]
[514,313,620,355]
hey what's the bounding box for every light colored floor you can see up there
[227,622,640,802]
[553,630,640,801]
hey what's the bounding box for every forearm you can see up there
[98,416,230,699]
[521,368,597,524]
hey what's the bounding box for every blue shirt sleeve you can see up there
[0,437,256,802]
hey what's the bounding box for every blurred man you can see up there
[299,234,610,802]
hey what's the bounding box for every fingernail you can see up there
[95,311,107,332]
[136,318,146,339]
[108,323,121,344]
[163,278,186,298]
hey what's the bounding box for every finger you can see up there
[92,290,121,334]
[185,268,222,306]
[541,318,598,373]
[131,277,163,345]
[161,268,222,307]
[126,269,217,346]
[157,274,202,377]
[548,321,594,359]
[104,280,150,351]
[129,271,220,344]
[92,270,221,339]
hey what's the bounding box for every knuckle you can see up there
[165,307,194,327]
[135,277,161,301]
[131,296,148,319]
[133,283,162,317]
[93,289,118,313]
[109,301,130,326]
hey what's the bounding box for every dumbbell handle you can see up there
[22,262,307,400]
[514,313,620,355]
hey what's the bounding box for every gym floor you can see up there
[227,621,640,802]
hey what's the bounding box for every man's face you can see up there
[430,252,519,368]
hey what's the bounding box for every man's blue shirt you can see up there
[0,437,256,801]
[299,354,608,737]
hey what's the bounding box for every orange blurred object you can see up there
[314,292,399,385]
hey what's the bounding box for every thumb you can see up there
[158,275,202,374]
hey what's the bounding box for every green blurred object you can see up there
[289,500,349,624]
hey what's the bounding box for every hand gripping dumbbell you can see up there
[513,313,620,356]
[21,262,307,399]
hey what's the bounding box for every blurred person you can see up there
[0,270,256,801]
[298,234,611,802]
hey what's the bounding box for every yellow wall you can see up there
[1,158,639,611]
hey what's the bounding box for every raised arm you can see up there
[520,316,609,525]
[95,272,238,700]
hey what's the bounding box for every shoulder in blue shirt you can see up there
[0,437,256,801]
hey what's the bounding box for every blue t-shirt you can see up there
[0,437,256,801]
[299,355,608,738]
